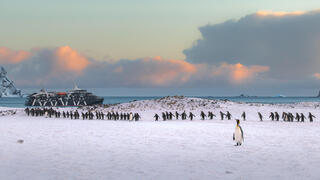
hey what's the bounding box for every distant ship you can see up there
[25,85,103,106]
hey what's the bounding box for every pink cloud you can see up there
[256,10,305,17]
[54,46,89,74]
[211,63,269,84]
[125,56,197,86]
[313,73,320,79]
[0,47,31,64]
[3,46,270,87]
[1,46,91,86]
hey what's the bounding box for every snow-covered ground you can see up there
[1,97,320,180]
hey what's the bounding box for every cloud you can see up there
[0,47,31,64]
[54,46,89,74]
[0,45,270,89]
[77,57,266,88]
[256,10,305,17]
[183,9,320,81]
[5,9,320,94]
[313,73,320,79]
[1,47,198,87]
[138,56,197,85]
[4,46,90,87]
[81,56,197,87]
[211,63,269,84]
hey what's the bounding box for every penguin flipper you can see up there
[240,126,244,142]
[233,133,235,141]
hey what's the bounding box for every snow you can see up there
[1,96,320,180]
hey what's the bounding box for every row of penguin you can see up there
[154,111,315,122]
[24,108,316,122]
[24,108,141,121]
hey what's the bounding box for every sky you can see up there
[1,0,320,96]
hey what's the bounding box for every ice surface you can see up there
[1,97,320,180]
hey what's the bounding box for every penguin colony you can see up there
[153,111,316,122]
[24,108,141,121]
[24,108,316,146]
[24,108,316,122]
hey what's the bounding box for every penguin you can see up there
[241,112,246,121]
[208,112,215,120]
[269,112,274,121]
[134,113,140,121]
[300,113,305,122]
[288,113,294,122]
[162,112,166,121]
[129,112,133,121]
[226,111,232,120]
[220,111,225,120]
[168,112,174,120]
[308,112,315,122]
[275,112,280,121]
[25,108,30,116]
[258,112,263,121]
[154,113,160,121]
[181,111,187,120]
[233,119,244,146]
[189,112,195,121]
[282,112,287,121]
[175,111,180,120]
[295,113,300,122]
[166,112,169,120]
[200,111,206,120]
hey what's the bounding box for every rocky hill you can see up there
[0,66,22,97]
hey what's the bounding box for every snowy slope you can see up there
[1,97,320,180]
[91,96,320,122]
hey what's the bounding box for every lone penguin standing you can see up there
[233,119,244,146]
[241,112,246,121]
